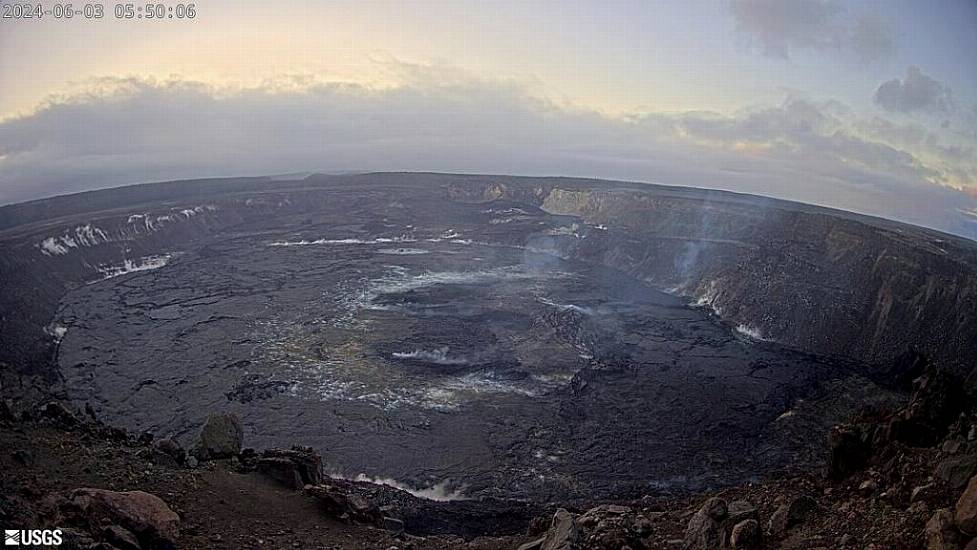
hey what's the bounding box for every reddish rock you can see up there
[730,519,760,549]
[925,509,961,550]
[768,495,818,536]
[65,488,180,547]
[685,498,727,550]
[957,476,977,536]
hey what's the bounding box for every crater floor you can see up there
[54,190,892,501]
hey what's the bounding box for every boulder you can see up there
[956,476,977,536]
[542,509,580,550]
[925,509,962,550]
[768,496,818,536]
[859,479,879,495]
[347,494,381,524]
[633,515,654,537]
[936,454,977,492]
[64,489,179,549]
[152,438,185,465]
[827,424,872,480]
[684,498,727,550]
[193,413,243,460]
[730,519,760,549]
[576,504,632,528]
[256,447,322,489]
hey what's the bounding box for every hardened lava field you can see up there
[33,176,901,502]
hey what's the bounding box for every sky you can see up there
[1,0,976,237]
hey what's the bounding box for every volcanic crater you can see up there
[2,172,976,504]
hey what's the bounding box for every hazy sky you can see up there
[1,0,976,237]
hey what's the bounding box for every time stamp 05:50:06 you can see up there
[1,2,196,20]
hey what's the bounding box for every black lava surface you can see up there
[51,192,898,502]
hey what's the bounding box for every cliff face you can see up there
[1,172,976,380]
[461,180,977,375]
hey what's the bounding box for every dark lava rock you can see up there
[576,504,631,528]
[874,347,929,391]
[730,519,761,549]
[827,424,873,480]
[347,493,381,524]
[304,484,381,525]
[224,374,288,403]
[528,515,549,537]
[957,476,977,536]
[0,399,14,422]
[255,446,322,489]
[684,497,727,550]
[193,412,243,460]
[925,509,961,549]
[888,367,967,447]
[935,453,977,492]
[11,449,34,466]
[152,438,185,464]
[541,509,580,550]
[768,495,817,536]
[60,527,98,549]
[41,402,79,426]
[305,485,346,516]
[381,516,404,534]
[102,525,141,550]
[574,504,644,549]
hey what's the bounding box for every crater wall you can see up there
[1,172,976,382]
[448,178,977,377]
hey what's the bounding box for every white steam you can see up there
[350,475,467,501]
[392,346,468,365]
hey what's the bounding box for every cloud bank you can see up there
[874,66,954,114]
[0,67,975,239]
[729,0,894,62]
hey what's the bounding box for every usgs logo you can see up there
[4,529,63,546]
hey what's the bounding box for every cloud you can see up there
[874,66,954,114]
[0,67,975,239]
[729,0,894,62]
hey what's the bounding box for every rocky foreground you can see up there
[2,354,977,550]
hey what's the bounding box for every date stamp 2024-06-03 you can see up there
[1,2,197,21]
